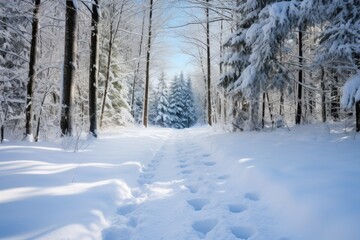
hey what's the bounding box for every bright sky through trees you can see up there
[160,1,196,79]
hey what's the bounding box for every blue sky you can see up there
[158,1,195,80]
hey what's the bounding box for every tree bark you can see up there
[266,92,273,125]
[279,91,284,117]
[206,0,212,126]
[143,0,153,127]
[330,75,339,121]
[356,101,360,132]
[295,29,303,124]
[25,0,40,140]
[262,92,266,128]
[0,125,3,143]
[320,67,326,123]
[89,0,100,137]
[61,0,77,136]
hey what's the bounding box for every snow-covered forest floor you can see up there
[1,123,360,240]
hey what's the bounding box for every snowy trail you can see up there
[1,125,360,240]
[102,130,282,240]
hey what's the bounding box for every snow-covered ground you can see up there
[0,124,360,240]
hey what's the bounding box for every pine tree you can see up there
[155,72,170,127]
[220,0,276,130]
[167,73,199,129]
[184,76,197,127]
[168,75,183,128]
[148,83,158,125]
[98,0,133,128]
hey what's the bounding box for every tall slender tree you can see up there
[295,28,303,125]
[25,0,41,141]
[155,72,170,127]
[143,0,154,127]
[205,0,212,126]
[89,0,100,137]
[61,0,78,136]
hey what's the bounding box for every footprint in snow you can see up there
[228,203,247,213]
[178,163,190,169]
[147,162,158,168]
[117,204,137,216]
[102,226,132,240]
[141,173,154,179]
[244,192,260,201]
[127,216,138,228]
[185,185,198,194]
[217,175,230,180]
[192,219,218,237]
[203,161,216,166]
[202,153,211,157]
[181,169,193,174]
[230,226,254,239]
[178,159,187,163]
[187,198,210,211]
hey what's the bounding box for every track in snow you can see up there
[102,129,281,240]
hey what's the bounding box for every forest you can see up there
[1,0,360,142]
[1,1,360,239]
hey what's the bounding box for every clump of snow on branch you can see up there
[341,73,360,109]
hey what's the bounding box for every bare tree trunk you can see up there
[331,75,339,121]
[25,0,40,140]
[143,0,154,127]
[250,92,260,130]
[279,42,284,117]
[356,101,360,132]
[295,28,303,124]
[131,11,146,117]
[0,125,3,143]
[279,91,284,117]
[88,0,100,137]
[206,0,212,126]
[266,92,273,126]
[223,91,227,125]
[219,13,226,125]
[35,92,47,142]
[219,12,223,76]
[61,0,77,136]
[262,92,266,128]
[320,67,326,123]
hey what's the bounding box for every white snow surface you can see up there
[1,124,360,240]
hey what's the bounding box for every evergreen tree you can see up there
[133,78,144,124]
[168,75,184,129]
[220,0,278,130]
[168,73,195,129]
[184,76,197,127]
[155,72,170,127]
[148,83,158,125]
[98,0,134,128]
